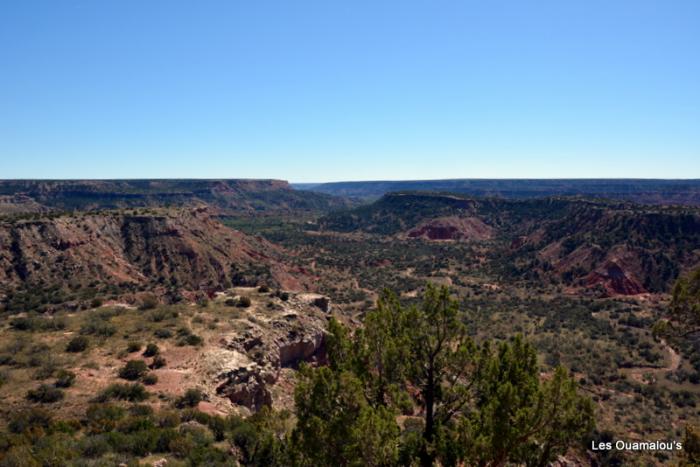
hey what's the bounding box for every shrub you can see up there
[225,298,237,307]
[10,316,66,332]
[96,383,149,402]
[80,318,116,337]
[90,298,103,308]
[118,360,149,381]
[27,384,64,403]
[129,404,154,417]
[86,403,126,432]
[139,294,159,310]
[79,434,112,458]
[176,388,205,408]
[142,373,158,385]
[55,369,76,388]
[9,408,53,434]
[127,341,142,353]
[151,355,167,369]
[66,336,89,352]
[34,359,58,380]
[258,285,270,293]
[179,334,203,346]
[237,296,252,308]
[275,290,289,301]
[143,343,159,357]
[154,328,173,339]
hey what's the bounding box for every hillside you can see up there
[0,179,349,215]
[319,192,700,294]
[297,178,700,205]
[0,207,312,311]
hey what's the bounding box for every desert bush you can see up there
[27,384,64,403]
[154,327,173,339]
[80,317,116,337]
[139,294,159,310]
[8,407,53,434]
[66,335,89,352]
[142,373,158,385]
[96,383,149,402]
[275,290,289,301]
[150,355,167,369]
[143,343,159,357]
[55,369,76,388]
[176,388,205,408]
[126,341,142,353]
[10,314,67,332]
[118,360,149,381]
[86,403,126,432]
[175,327,203,346]
[237,296,252,308]
[180,334,203,346]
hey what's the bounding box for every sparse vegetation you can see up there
[118,360,149,381]
[26,384,64,403]
[66,336,89,352]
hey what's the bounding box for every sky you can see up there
[0,1,698,182]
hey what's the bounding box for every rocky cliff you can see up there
[0,207,312,303]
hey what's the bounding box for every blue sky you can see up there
[1,1,698,182]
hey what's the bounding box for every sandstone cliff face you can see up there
[213,295,329,411]
[406,216,494,241]
[519,208,700,295]
[0,208,311,296]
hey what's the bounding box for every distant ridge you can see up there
[0,179,349,214]
[293,178,700,205]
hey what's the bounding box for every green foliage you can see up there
[65,336,89,352]
[176,328,203,346]
[154,327,173,339]
[54,369,76,388]
[96,383,149,402]
[238,296,252,308]
[142,343,159,357]
[10,315,66,332]
[680,425,700,466]
[291,365,399,466]
[176,388,205,408]
[142,373,158,385]
[291,285,594,466]
[8,408,53,434]
[466,339,595,466]
[658,267,700,338]
[26,384,64,404]
[118,360,149,381]
[79,317,116,337]
[150,355,167,369]
[138,294,158,310]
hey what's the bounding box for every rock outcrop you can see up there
[406,216,494,241]
[213,295,329,411]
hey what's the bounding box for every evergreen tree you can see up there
[655,267,700,337]
[291,284,594,466]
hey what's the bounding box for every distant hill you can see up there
[319,192,700,295]
[0,207,313,310]
[294,178,700,205]
[0,179,349,215]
